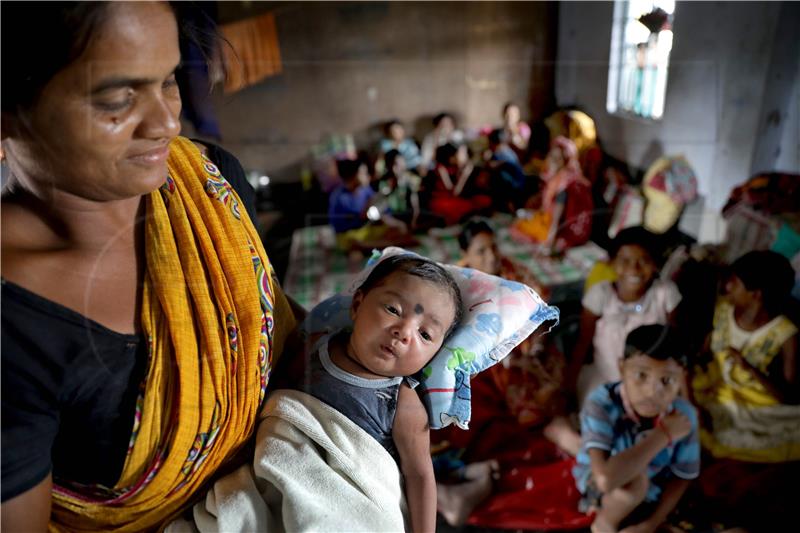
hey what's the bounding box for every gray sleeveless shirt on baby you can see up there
[297,332,416,457]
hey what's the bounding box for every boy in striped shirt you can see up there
[573,325,699,533]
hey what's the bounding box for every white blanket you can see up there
[166,389,408,532]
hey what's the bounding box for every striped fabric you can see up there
[572,382,700,502]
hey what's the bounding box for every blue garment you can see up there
[297,332,415,457]
[380,138,422,170]
[491,146,526,190]
[328,185,375,233]
[573,382,700,502]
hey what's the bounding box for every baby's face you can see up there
[349,272,456,378]
[619,353,683,418]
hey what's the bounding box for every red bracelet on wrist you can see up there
[656,417,673,446]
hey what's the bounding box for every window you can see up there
[607,0,675,120]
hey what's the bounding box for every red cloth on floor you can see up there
[467,453,592,531]
[433,359,593,531]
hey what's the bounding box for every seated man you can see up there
[573,324,699,533]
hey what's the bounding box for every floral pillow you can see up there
[301,247,560,429]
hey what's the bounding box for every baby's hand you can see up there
[659,411,692,442]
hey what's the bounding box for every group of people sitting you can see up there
[2,3,797,533]
[437,218,799,533]
[326,105,598,258]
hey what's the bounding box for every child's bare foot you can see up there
[591,512,618,533]
[544,415,582,456]
[461,459,500,482]
[437,460,499,527]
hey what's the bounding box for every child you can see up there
[297,255,464,533]
[692,250,799,462]
[568,226,681,405]
[328,158,409,252]
[573,324,699,533]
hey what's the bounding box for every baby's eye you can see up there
[385,305,399,315]
[420,330,432,342]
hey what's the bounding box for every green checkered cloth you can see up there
[283,216,608,310]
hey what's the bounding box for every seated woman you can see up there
[1,3,298,530]
[689,250,799,531]
[432,218,581,527]
[484,128,531,212]
[454,219,580,453]
[420,112,465,171]
[501,102,531,159]
[378,119,424,175]
[422,143,491,227]
[512,136,593,254]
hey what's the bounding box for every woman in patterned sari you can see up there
[1,3,297,531]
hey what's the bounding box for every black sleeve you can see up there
[200,141,258,224]
[1,314,60,501]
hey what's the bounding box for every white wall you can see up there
[556,1,799,242]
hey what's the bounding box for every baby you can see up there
[298,255,463,533]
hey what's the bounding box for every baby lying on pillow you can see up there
[304,246,560,429]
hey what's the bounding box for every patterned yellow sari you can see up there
[50,137,295,531]
[692,299,800,463]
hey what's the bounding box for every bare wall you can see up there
[204,1,557,182]
[556,0,799,216]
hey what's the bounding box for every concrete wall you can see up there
[556,1,799,241]
[203,1,557,183]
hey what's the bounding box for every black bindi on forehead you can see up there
[414,303,424,315]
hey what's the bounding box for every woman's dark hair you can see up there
[609,226,663,267]
[433,113,453,127]
[458,217,494,251]
[624,324,687,368]
[356,255,464,340]
[384,119,403,135]
[502,102,518,116]
[1,2,220,115]
[731,250,795,315]
[1,2,113,113]
[435,143,459,167]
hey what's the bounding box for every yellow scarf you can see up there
[51,137,277,531]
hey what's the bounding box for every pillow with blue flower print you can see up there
[301,247,560,430]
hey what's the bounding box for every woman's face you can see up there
[504,105,520,125]
[4,2,182,202]
[463,231,501,275]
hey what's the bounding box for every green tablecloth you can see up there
[283,215,608,310]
